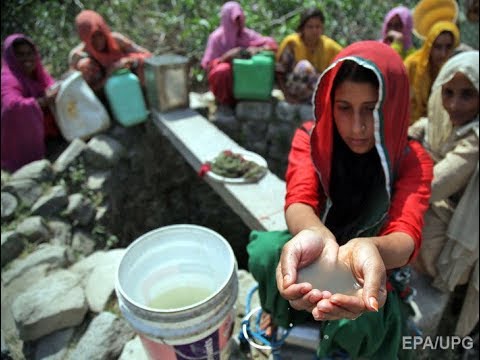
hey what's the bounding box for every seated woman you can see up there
[247,41,434,359]
[69,10,152,92]
[379,5,416,59]
[201,1,277,107]
[275,7,342,104]
[409,50,479,337]
[456,0,479,52]
[1,33,60,172]
[404,21,459,124]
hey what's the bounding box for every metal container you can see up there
[143,54,190,112]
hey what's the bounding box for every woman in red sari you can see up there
[248,41,434,359]
[69,10,151,92]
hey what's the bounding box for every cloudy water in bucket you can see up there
[148,286,213,310]
[116,225,238,360]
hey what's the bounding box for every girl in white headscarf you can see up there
[408,50,479,336]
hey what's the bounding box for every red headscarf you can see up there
[311,41,410,199]
[75,10,123,68]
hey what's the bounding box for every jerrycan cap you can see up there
[112,68,132,76]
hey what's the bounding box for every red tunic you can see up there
[285,121,433,261]
[285,41,435,262]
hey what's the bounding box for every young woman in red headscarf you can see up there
[69,10,151,92]
[247,41,434,359]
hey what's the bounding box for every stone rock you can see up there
[266,122,295,161]
[86,171,110,191]
[69,251,107,280]
[66,311,134,360]
[298,104,314,122]
[244,141,268,156]
[1,192,18,220]
[11,270,88,342]
[212,108,240,142]
[235,101,273,122]
[275,101,298,123]
[64,194,95,226]
[2,179,43,207]
[235,270,260,319]
[71,231,96,258]
[31,185,68,217]
[1,231,26,268]
[2,264,51,360]
[52,139,86,173]
[189,91,214,110]
[84,251,125,312]
[1,169,11,186]
[10,160,53,183]
[47,219,72,247]
[2,264,51,314]
[242,118,269,143]
[33,327,75,360]
[84,135,125,169]
[118,336,148,360]
[16,216,51,243]
[2,244,67,285]
[410,269,451,337]
[69,249,125,287]
[1,329,10,358]
[94,206,108,225]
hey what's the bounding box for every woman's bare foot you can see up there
[260,311,278,338]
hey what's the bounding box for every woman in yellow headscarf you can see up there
[275,7,342,104]
[404,21,460,124]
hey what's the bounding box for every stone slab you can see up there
[152,109,286,231]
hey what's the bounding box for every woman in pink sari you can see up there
[1,33,59,172]
[379,5,416,59]
[201,1,278,106]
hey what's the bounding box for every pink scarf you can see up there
[201,1,277,69]
[380,5,414,51]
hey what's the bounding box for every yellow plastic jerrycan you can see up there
[105,69,149,127]
[233,51,275,101]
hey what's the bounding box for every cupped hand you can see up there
[220,47,244,62]
[312,237,387,321]
[276,227,339,312]
[246,46,264,56]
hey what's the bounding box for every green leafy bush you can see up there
[1,0,418,90]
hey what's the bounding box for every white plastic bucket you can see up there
[115,224,238,360]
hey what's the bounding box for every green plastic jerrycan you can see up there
[105,69,149,127]
[233,51,275,101]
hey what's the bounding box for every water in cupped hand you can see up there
[297,258,361,295]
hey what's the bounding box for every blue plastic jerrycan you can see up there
[105,69,149,127]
